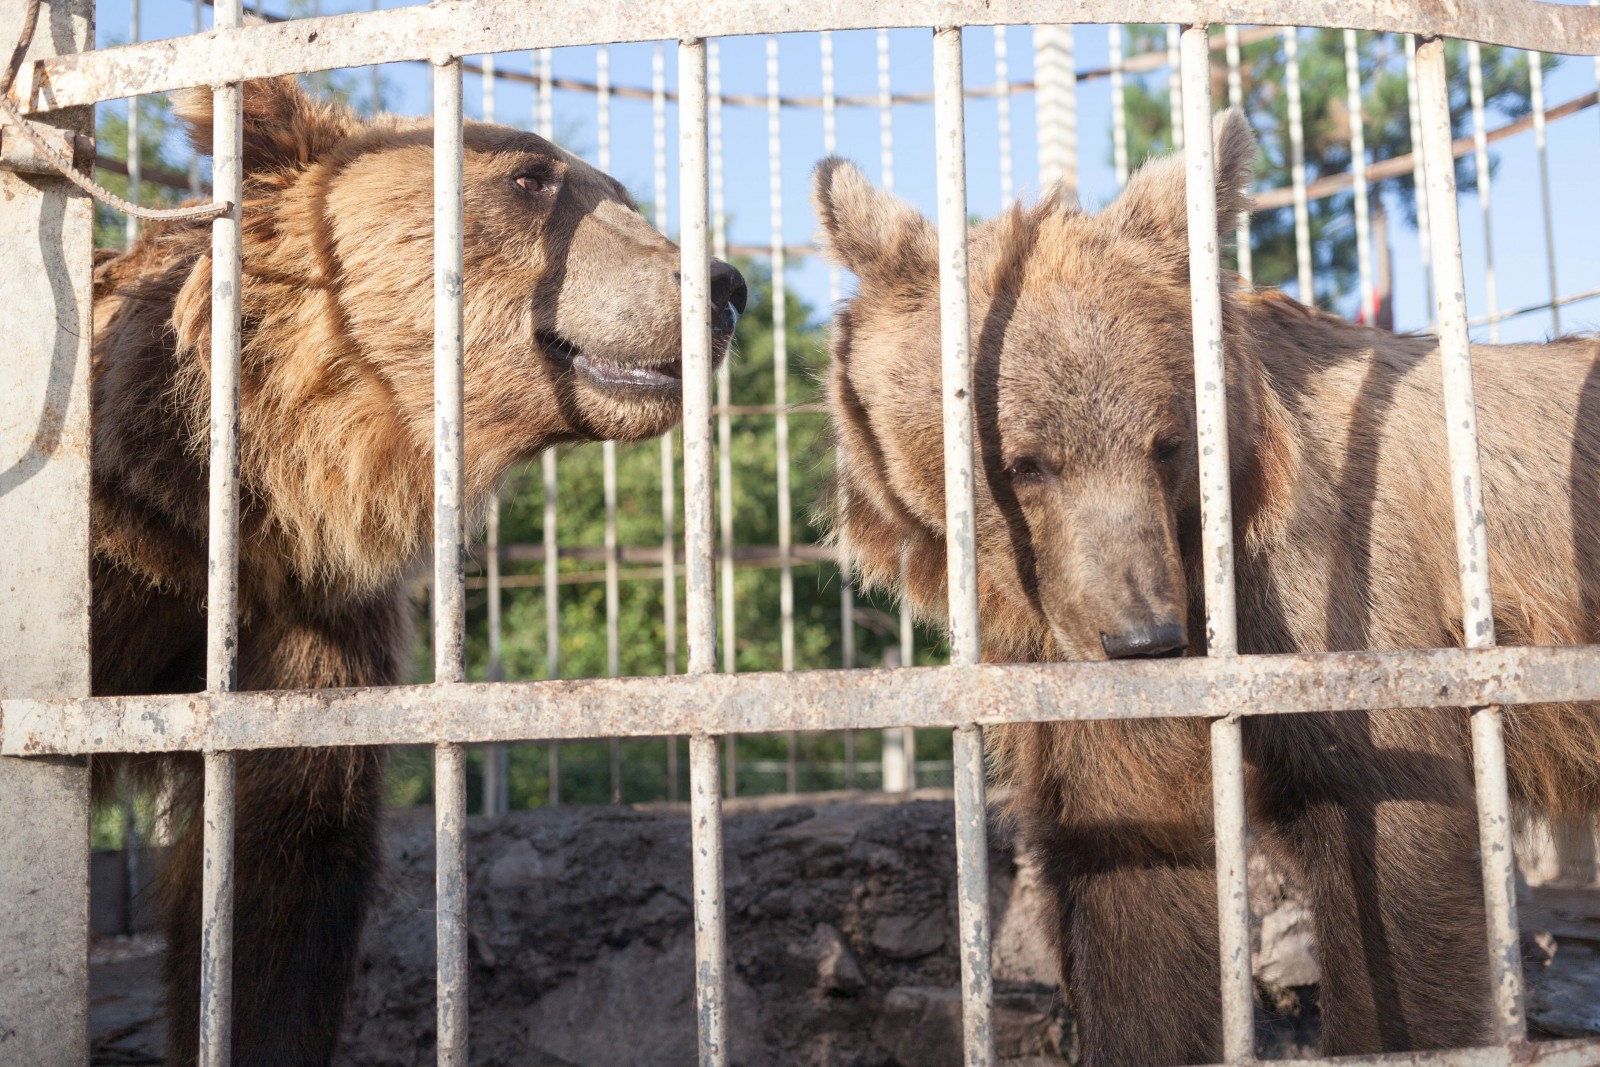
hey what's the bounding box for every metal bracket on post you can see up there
[0,118,92,174]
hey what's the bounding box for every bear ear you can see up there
[1102,107,1257,252]
[811,156,936,285]
[174,75,360,174]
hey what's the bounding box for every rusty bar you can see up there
[198,751,235,1067]
[432,54,470,1067]
[933,24,992,1067]
[19,2,1600,114]
[680,36,728,1064]
[20,643,1600,754]
[198,0,245,1056]
[1180,24,1252,1061]
[1416,35,1526,1044]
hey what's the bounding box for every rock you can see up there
[807,923,866,995]
[870,910,946,960]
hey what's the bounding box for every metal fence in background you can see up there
[5,1,1600,1066]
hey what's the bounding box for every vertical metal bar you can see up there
[481,53,495,123]
[1224,25,1250,284]
[593,45,621,806]
[125,0,140,248]
[536,48,553,139]
[192,0,205,193]
[0,0,95,1048]
[878,29,894,192]
[1285,27,1313,305]
[1348,30,1377,326]
[432,55,469,1067]
[542,448,560,806]
[199,0,245,1058]
[1466,41,1499,343]
[653,41,679,803]
[1415,36,1526,1044]
[766,35,798,793]
[823,29,857,789]
[535,40,558,806]
[1405,35,1435,328]
[1167,24,1184,151]
[483,495,506,816]
[1110,24,1128,187]
[994,27,1012,205]
[680,36,728,1066]
[1528,51,1561,336]
[934,26,992,1067]
[479,49,507,820]
[367,0,379,115]
[709,38,737,797]
[1033,24,1077,200]
[1179,26,1252,1063]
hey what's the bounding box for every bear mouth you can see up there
[539,305,737,398]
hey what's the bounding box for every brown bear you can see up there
[92,76,745,1066]
[811,109,1600,1065]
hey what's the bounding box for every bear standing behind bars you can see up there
[90,75,744,1066]
[811,108,1600,1065]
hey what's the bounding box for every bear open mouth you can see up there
[539,305,736,397]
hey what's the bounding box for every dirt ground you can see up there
[89,798,1600,1065]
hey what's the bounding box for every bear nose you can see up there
[1100,620,1187,659]
[710,260,748,315]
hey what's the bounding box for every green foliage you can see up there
[1118,28,1553,309]
[93,95,194,248]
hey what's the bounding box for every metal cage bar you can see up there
[198,0,245,1056]
[1110,23,1129,186]
[431,53,470,1067]
[708,37,738,797]
[679,35,728,1066]
[1467,40,1500,343]
[653,39,681,801]
[1415,35,1528,1044]
[1285,26,1313,303]
[1347,29,1376,325]
[1224,24,1251,283]
[1404,34,1436,328]
[1528,48,1562,336]
[932,25,993,1066]
[1178,25,1253,1062]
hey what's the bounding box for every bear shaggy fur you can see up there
[812,110,1600,1065]
[93,76,744,1066]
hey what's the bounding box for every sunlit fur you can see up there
[91,76,734,1067]
[814,109,1600,1064]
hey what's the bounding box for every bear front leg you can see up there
[1028,823,1229,1067]
[161,747,386,1067]
[1249,711,1491,1055]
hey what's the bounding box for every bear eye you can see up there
[1153,436,1184,463]
[1005,456,1047,484]
[511,168,559,195]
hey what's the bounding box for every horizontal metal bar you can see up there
[1200,1036,1600,1067]
[12,643,1600,755]
[474,541,837,566]
[16,1,1600,113]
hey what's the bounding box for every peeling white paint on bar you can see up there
[431,55,470,1067]
[1178,24,1251,1061]
[1415,35,1526,1044]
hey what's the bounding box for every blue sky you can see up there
[112,7,1600,344]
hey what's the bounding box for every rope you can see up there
[2,0,231,223]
